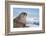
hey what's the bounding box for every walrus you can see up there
[13,12,27,28]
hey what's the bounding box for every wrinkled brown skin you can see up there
[13,15,27,28]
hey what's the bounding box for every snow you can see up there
[26,16,39,27]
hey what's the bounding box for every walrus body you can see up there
[13,12,27,28]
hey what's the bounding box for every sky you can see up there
[13,8,39,17]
